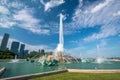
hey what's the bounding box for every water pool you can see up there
[0,60,120,78]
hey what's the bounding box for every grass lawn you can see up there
[31,72,120,80]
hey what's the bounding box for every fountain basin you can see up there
[0,60,120,78]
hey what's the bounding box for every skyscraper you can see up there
[19,44,25,58]
[41,49,45,53]
[10,41,20,54]
[0,33,9,51]
[24,50,29,57]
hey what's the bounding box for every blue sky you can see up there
[0,0,120,58]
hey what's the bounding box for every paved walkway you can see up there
[68,69,120,73]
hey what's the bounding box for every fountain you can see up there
[38,13,79,66]
[38,13,64,66]
[96,57,105,64]
[95,45,105,64]
[11,55,19,63]
[55,13,64,62]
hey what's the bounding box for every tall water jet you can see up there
[56,13,64,62]
[96,45,104,64]
[56,13,64,52]
[38,13,65,66]
[11,55,19,63]
[38,13,79,65]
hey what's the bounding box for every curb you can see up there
[1,69,68,80]
[0,67,6,76]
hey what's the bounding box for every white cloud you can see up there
[72,0,120,27]
[0,16,16,28]
[84,24,120,42]
[0,1,50,35]
[0,1,22,28]
[8,2,24,9]
[13,8,50,34]
[0,0,24,9]
[71,0,120,41]
[91,0,111,13]
[40,0,65,11]
[0,5,15,28]
[113,11,120,16]
[0,5,9,14]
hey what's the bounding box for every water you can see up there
[0,60,58,78]
[65,61,120,69]
[56,13,64,52]
[11,55,19,63]
[95,57,105,64]
[96,45,105,64]
[0,60,120,78]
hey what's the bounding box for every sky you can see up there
[0,0,120,58]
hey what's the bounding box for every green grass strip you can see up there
[31,72,120,80]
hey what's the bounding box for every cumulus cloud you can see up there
[0,4,16,28]
[0,0,50,35]
[0,17,16,28]
[13,8,50,34]
[40,0,65,11]
[0,0,24,9]
[0,5,9,14]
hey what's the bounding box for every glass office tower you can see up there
[0,33,9,51]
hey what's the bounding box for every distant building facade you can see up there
[24,50,29,57]
[41,49,45,53]
[10,41,20,55]
[0,33,9,51]
[30,51,38,54]
[19,44,25,58]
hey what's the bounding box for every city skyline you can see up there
[0,0,120,58]
[0,33,26,58]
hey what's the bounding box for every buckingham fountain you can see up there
[54,13,64,62]
[38,13,64,66]
[38,13,79,66]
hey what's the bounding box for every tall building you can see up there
[10,41,20,54]
[0,33,9,51]
[24,50,29,57]
[19,44,25,58]
[41,49,45,53]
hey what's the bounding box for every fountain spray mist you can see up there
[56,13,64,52]
[55,13,64,62]
[96,45,104,64]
